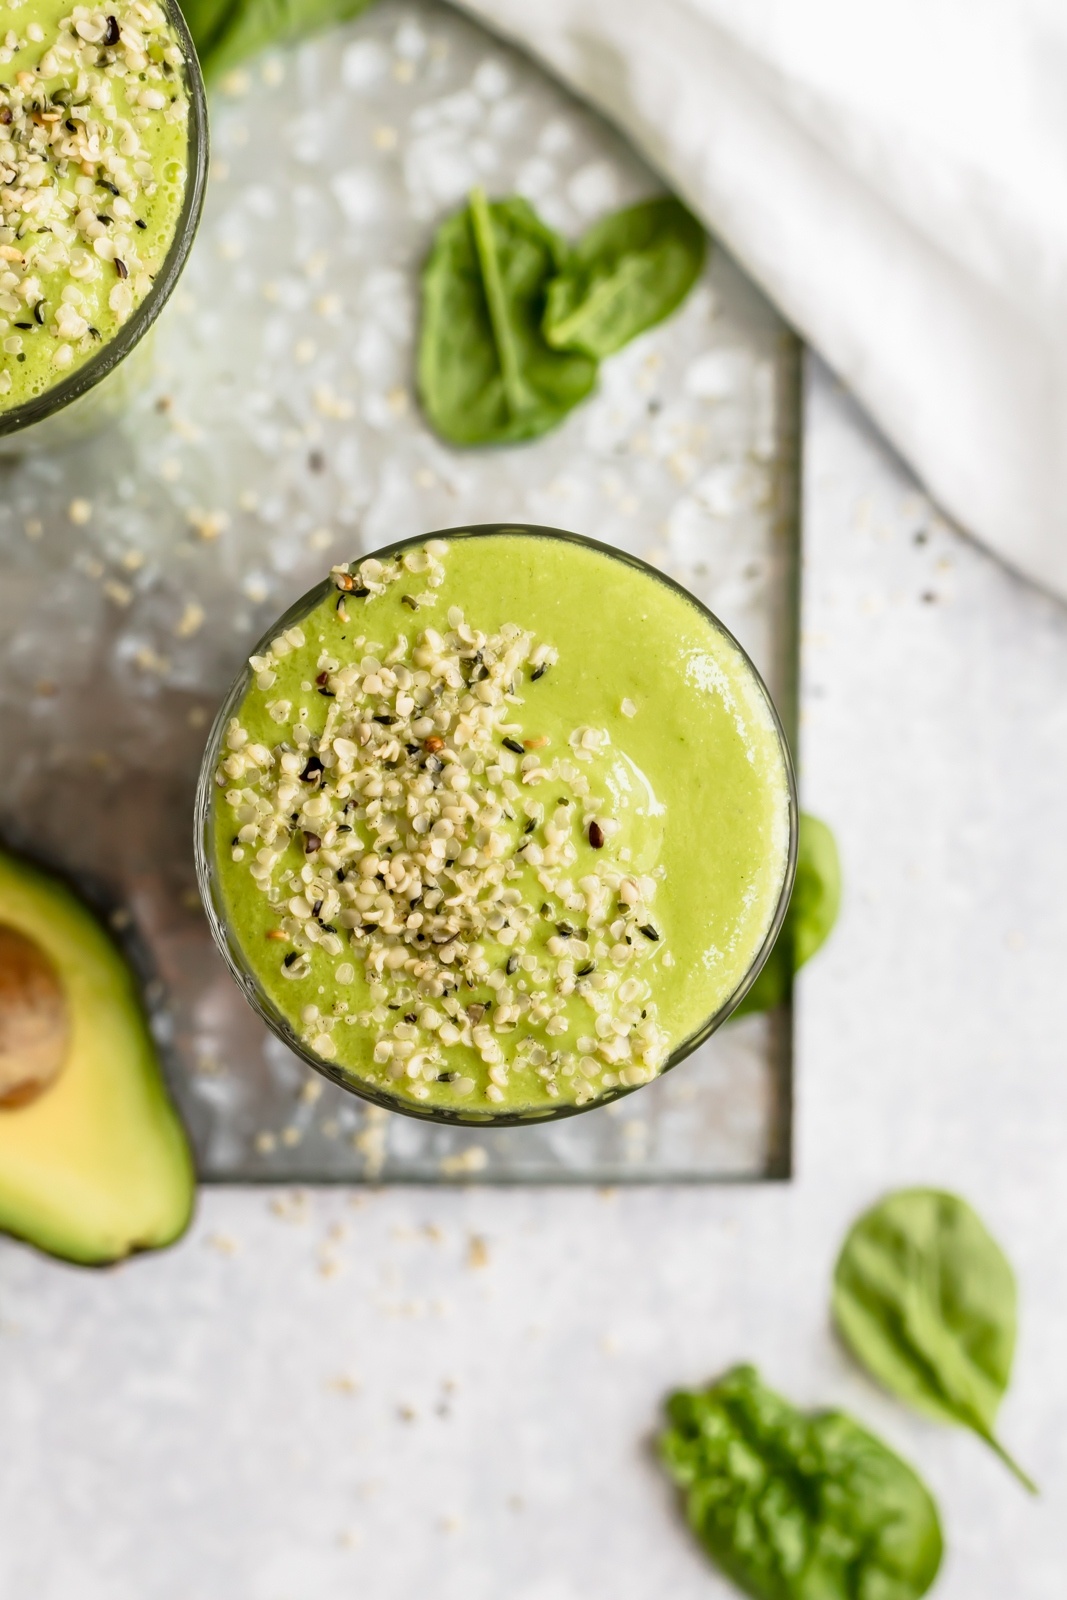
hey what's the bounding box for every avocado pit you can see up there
[0,925,70,1108]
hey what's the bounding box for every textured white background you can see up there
[0,358,1064,1597]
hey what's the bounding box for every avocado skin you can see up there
[0,849,195,1265]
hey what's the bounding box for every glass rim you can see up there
[0,0,209,438]
[195,522,799,1128]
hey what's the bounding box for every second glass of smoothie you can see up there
[0,0,208,450]
[197,525,797,1124]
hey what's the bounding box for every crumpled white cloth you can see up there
[458,0,1067,600]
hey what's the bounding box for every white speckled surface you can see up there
[0,356,1064,1596]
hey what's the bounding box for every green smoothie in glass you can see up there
[0,0,197,420]
[200,528,795,1121]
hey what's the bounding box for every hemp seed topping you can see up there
[215,540,671,1110]
[0,1,189,407]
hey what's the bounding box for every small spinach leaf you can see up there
[183,0,375,81]
[734,812,840,1017]
[660,1364,942,1600]
[418,188,597,447]
[543,196,706,359]
[179,0,232,67]
[833,1188,1037,1493]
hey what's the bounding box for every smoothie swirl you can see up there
[0,0,190,409]
[208,531,793,1118]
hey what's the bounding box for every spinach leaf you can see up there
[734,812,840,1017]
[418,188,597,446]
[542,196,706,359]
[180,0,232,68]
[182,0,375,80]
[660,1365,942,1600]
[833,1188,1037,1493]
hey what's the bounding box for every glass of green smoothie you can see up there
[196,526,797,1125]
[0,0,207,452]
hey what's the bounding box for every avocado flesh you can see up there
[0,850,195,1265]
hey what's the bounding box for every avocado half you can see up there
[0,848,195,1265]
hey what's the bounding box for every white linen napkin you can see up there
[457,0,1067,600]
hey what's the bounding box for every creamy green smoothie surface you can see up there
[0,0,190,411]
[211,533,793,1116]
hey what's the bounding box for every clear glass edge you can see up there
[193,523,800,1129]
[0,0,209,438]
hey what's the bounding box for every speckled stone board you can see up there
[0,0,799,1181]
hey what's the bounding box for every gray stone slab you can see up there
[0,0,799,1181]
